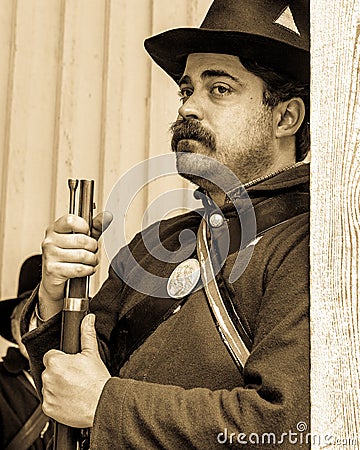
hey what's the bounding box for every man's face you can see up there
[171,53,279,195]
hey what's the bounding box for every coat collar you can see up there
[244,161,309,193]
[196,162,310,215]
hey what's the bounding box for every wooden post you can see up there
[311,0,360,447]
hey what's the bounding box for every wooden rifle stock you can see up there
[53,179,95,450]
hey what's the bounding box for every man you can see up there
[22,0,310,448]
[0,255,52,449]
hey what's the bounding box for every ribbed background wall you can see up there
[0,0,211,303]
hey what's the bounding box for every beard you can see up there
[170,119,218,192]
[170,109,276,193]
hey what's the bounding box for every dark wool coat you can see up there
[22,164,310,450]
[0,347,52,449]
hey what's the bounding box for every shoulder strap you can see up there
[197,191,309,371]
[110,296,184,374]
[110,191,309,374]
[197,218,251,368]
[5,403,49,450]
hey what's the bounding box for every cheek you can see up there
[206,103,267,143]
[213,115,249,144]
[208,110,236,134]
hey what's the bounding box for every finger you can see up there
[44,247,98,266]
[80,314,99,355]
[52,214,91,235]
[43,261,97,280]
[42,232,98,253]
[91,211,113,240]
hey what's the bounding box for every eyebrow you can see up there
[178,70,242,86]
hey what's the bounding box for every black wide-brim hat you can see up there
[145,0,310,84]
[0,254,42,342]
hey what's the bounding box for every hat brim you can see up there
[145,28,309,84]
[0,297,24,342]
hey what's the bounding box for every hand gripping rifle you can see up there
[53,179,95,450]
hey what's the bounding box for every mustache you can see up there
[170,119,216,152]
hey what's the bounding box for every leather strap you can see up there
[197,218,251,368]
[197,192,309,371]
[110,296,185,374]
[5,403,49,450]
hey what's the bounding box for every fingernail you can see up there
[88,313,95,326]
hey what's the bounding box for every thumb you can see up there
[91,211,113,240]
[81,313,99,355]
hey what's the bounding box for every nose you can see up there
[178,92,204,121]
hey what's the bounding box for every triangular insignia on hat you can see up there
[273,6,301,36]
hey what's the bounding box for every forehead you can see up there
[186,53,242,68]
[182,53,264,88]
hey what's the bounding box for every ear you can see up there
[274,97,306,138]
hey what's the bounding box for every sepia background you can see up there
[0,0,211,354]
[0,0,211,303]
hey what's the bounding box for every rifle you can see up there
[53,179,95,450]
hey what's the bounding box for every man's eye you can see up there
[178,88,193,103]
[210,84,232,96]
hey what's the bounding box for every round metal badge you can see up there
[167,258,201,299]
